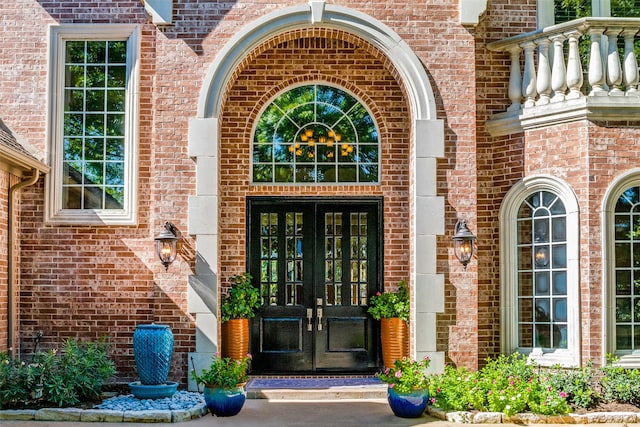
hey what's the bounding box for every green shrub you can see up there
[429,353,571,416]
[429,365,484,411]
[599,355,640,406]
[0,338,115,409]
[221,273,261,322]
[367,280,410,321]
[545,361,600,409]
[526,378,571,416]
[0,353,44,406]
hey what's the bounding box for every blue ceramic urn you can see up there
[133,324,174,385]
[387,386,429,418]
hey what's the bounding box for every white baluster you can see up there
[551,35,567,102]
[606,28,623,95]
[588,27,606,96]
[623,29,639,96]
[566,31,584,99]
[507,46,523,111]
[522,42,538,107]
[536,38,552,105]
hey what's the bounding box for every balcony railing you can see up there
[486,18,640,136]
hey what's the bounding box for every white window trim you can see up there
[45,24,140,225]
[538,0,612,28]
[500,175,581,367]
[602,168,640,368]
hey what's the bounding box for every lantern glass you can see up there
[156,239,177,264]
[453,219,476,269]
[454,239,473,267]
[154,222,178,270]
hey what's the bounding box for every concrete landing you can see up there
[246,376,387,400]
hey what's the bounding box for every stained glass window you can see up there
[252,85,379,184]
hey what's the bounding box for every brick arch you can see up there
[220,27,402,118]
[186,3,445,388]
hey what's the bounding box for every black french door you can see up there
[247,198,382,373]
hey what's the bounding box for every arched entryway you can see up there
[186,1,444,388]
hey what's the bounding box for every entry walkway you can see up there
[3,400,433,426]
[0,399,524,427]
[3,399,638,427]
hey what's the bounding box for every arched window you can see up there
[517,191,568,350]
[252,84,379,184]
[613,187,640,351]
[500,176,580,367]
[604,170,640,367]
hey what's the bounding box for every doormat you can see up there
[247,377,383,389]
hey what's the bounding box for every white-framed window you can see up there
[46,25,139,225]
[539,0,640,28]
[500,175,580,367]
[251,84,380,184]
[603,169,640,367]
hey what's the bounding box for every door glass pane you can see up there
[285,212,303,306]
[260,213,278,305]
[325,213,342,305]
[349,212,368,306]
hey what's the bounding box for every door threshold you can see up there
[246,375,386,400]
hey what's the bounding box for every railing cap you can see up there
[487,17,640,52]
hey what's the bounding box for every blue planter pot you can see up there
[133,324,174,385]
[387,386,429,418]
[203,385,247,417]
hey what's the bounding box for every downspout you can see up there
[7,169,40,354]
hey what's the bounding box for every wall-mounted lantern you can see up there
[453,219,476,269]
[154,222,178,271]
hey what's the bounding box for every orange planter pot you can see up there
[381,318,409,368]
[222,318,250,360]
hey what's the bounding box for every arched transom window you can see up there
[252,84,379,184]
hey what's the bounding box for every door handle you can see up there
[317,307,323,331]
[306,308,313,331]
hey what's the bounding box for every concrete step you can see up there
[246,376,387,400]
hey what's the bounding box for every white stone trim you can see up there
[500,175,581,367]
[196,3,437,121]
[459,0,488,26]
[44,24,140,226]
[188,2,445,384]
[142,0,173,25]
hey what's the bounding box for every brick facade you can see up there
[2,0,638,385]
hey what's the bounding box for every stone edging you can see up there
[427,406,640,424]
[0,404,208,423]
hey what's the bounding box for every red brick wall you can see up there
[3,0,484,381]
[0,170,12,351]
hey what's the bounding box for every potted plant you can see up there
[377,356,431,418]
[220,273,261,360]
[192,353,252,417]
[368,280,410,367]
